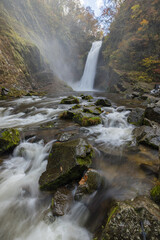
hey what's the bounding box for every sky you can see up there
[80,0,105,16]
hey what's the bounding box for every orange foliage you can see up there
[79,174,88,185]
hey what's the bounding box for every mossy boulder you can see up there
[127,108,145,126]
[39,138,93,191]
[73,113,101,127]
[83,106,102,115]
[95,99,111,107]
[150,185,160,205]
[71,104,81,110]
[60,110,102,126]
[101,196,160,240]
[81,95,93,101]
[0,128,20,154]
[60,96,80,104]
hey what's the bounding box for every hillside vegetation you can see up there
[96,0,160,93]
[0,0,100,92]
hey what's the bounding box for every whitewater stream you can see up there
[0,94,157,240]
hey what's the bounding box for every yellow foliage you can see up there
[140,19,149,26]
[131,4,140,12]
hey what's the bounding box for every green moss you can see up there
[76,155,92,166]
[150,185,160,204]
[76,144,93,166]
[51,198,54,208]
[0,128,20,154]
[81,116,101,126]
[107,206,119,225]
[72,104,81,110]
[60,96,80,104]
[74,113,101,126]
[83,108,93,114]
[81,95,93,101]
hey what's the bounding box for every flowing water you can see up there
[73,41,102,91]
[0,94,157,240]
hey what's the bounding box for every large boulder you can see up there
[60,96,80,104]
[81,95,93,101]
[101,196,160,240]
[95,98,111,107]
[39,138,93,191]
[127,108,145,126]
[0,128,20,154]
[145,106,160,124]
[83,106,103,115]
[60,110,101,127]
[133,125,160,149]
[73,112,101,127]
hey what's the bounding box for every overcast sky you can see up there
[80,0,104,16]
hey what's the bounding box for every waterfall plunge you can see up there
[74,41,102,91]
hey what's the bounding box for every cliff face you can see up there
[96,0,160,93]
[0,0,97,92]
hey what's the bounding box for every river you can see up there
[0,92,158,240]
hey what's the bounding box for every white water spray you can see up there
[74,41,102,91]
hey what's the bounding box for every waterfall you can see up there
[74,41,102,91]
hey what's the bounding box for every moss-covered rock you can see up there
[39,138,93,191]
[81,95,93,101]
[60,110,102,126]
[83,106,102,115]
[101,196,160,240]
[73,113,101,127]
[95,99,111,107]
[71,104,81,110]
[127,108,145,126]
[0,128,20,154]
[60,96,80,104]
[150,185,160,205]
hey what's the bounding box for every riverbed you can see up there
[0,92,158,240]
